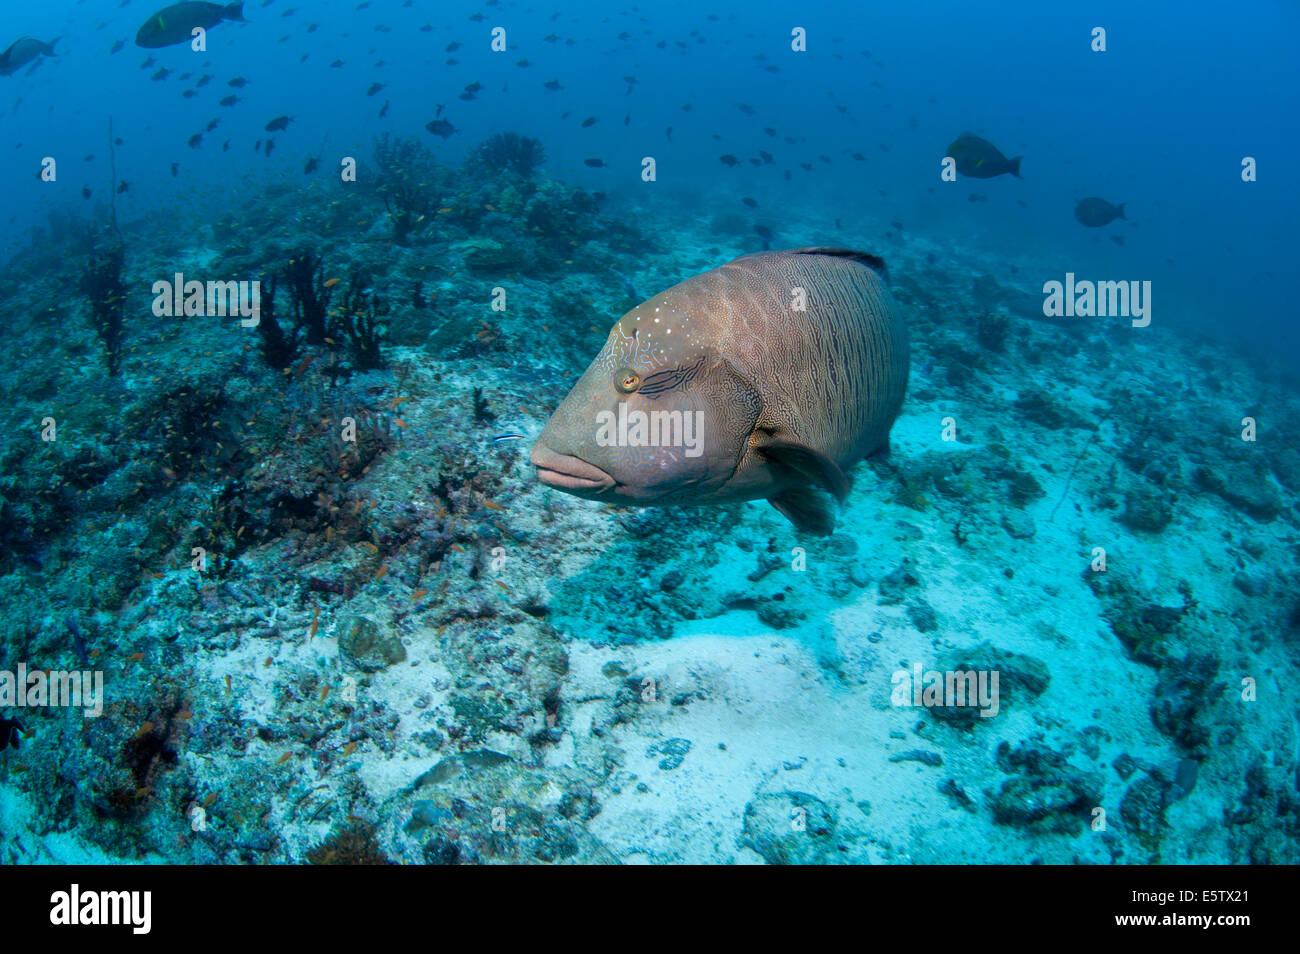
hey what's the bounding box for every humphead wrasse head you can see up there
[531,291,761,504]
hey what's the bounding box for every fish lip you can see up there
[530,445,615,492]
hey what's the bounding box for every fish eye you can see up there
[615,368,641,393]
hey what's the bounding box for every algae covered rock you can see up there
[1194,462,1282,521]
[337,615,406,671]
[739,791,840,865]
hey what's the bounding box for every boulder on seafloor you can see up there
[739,791,841,864]
[338,615,406,672]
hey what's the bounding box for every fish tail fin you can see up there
[1116,202,1126,219]
[1008,156,1022,178]
[46,37,60,55]
[769,488,836,536]
[224,2,247,21]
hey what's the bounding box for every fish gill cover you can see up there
[0,0,1296,884]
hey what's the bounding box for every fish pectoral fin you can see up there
[769,488,835,536]
[759,439,851,501]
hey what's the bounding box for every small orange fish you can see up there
[202,792,218,808]
[89,648,101,660]
[324,277,342,287]
[320,684,330,701]
[127,652,145,663]
[362,541,380,553]
[309,607,320,641]
[389,396,412,409]
[495,580,512,592]
[374,565,389,581]
[411,588,429,600]
[277,752,292,765]
[264,657,273,668]
[225,674,232,694]
[482,499,504,512]
[449,543,465,554]
[438,206,452,213]
[342,740,357,756]
[137,721,155,736]
[393,417,408,428]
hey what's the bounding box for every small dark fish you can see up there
[141,56,157,68]
[206,117,219,131]
[748,158,762,167]
[265,115,293,132]
[799,162,812,171]
[1074,197,1126,227]
[219,94,240,106]
[330,59,344,68]
[445,41,461,51]
[304,156,319,174]
[759,151,773,164]
[367,81,385,96]
[967,192,987,203]
[151,67,172,81]
[665,126,673,141]
[851,152,866,161]
[81,186,92,199]
[737,103,756,115]
[425,118,456,138]
[182,88,197,98]
[135,1,247,49]
[947,132,1021,179]
[378,99,389,118]
[584,158,605,168]
[1111,234,1125,246]
[581,116,598,128]
[465,81,482,94]
[544,33,559,43]
[222,139,230,151]
[623,75,637,85]
[544,79,561,91]
[171,162,180,176]
[0,717,23,750]
[228,76,248,87]
[435,103,444,117]
[264,138,274,157]
[742,197,758,209]
[719,154,739,167]
[253,139,261,151]
[624,113,630,126]
[110,40,125,54]
[188,132,203,148]
[196,73,212,87]
[763,127,776,136]
[459,90,476,101]
[117,181,130,194]
[516,59,531,67]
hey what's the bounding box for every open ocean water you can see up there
[0,0,1297,889]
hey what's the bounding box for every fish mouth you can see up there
[530,444,615,493]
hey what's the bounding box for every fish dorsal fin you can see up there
[769,488,836,536]
[789,247,888,283]
[758,437,852,502]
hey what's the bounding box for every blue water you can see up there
[1,0,1297,866]
[5,1,1298,357]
